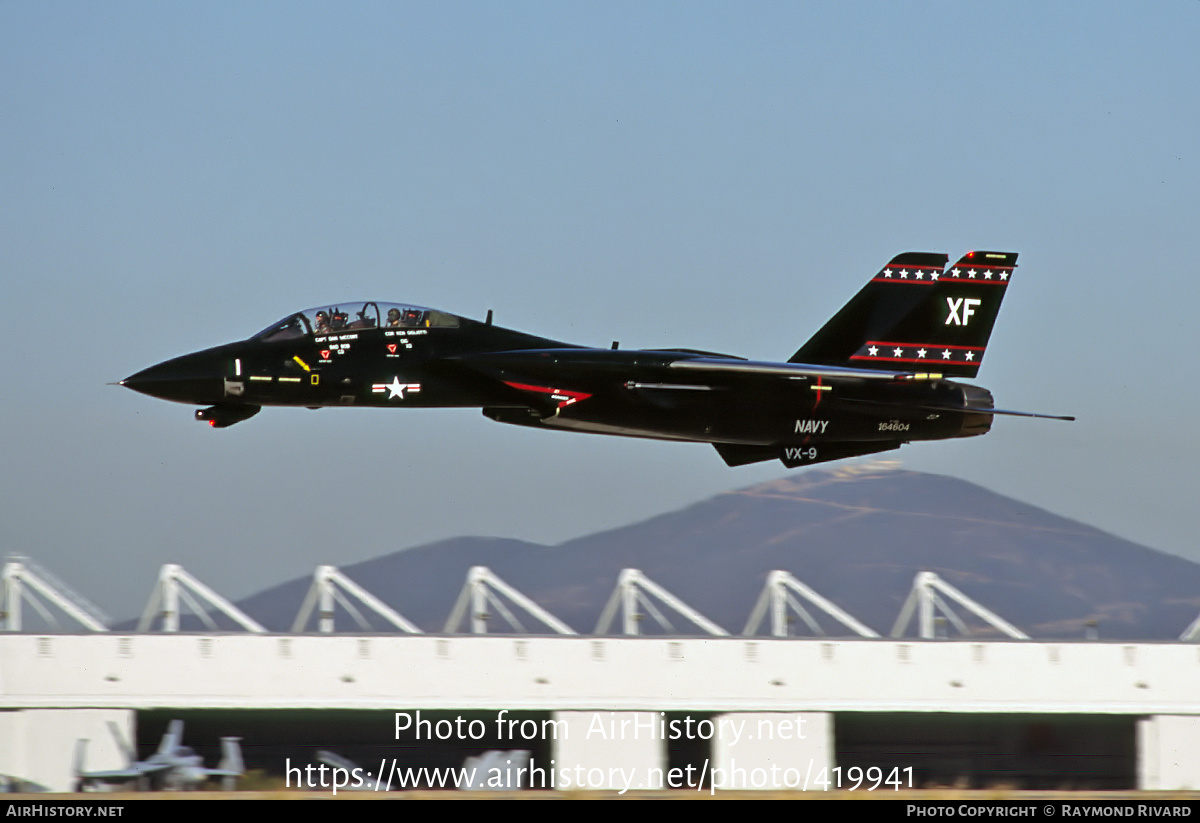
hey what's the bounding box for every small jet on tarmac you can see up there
[74,720,243,792]
[122,251,1071,468]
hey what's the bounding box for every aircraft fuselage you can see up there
[122,254,1070,468]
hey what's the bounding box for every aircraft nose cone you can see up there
[121,353,226,404]
[120,365,172,399]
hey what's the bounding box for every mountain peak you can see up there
[732,459,907,497]
[231,469,1200,641]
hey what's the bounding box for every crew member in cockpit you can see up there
[314,311,332,335]
[386,308,402,328]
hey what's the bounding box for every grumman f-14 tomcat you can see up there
[121,251,1072,468]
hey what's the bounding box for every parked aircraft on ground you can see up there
[74,720,243,791]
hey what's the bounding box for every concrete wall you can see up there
[0,708,132,793]
[1138,715,1200,790]
[712,712,833,791]
[4,634,1200,791]
[4,634,1200,712]
[552,712,664,791]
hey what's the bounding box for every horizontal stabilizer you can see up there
[712,443,777,467]
[714,441,901,468]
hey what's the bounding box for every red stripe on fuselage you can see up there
[503,381,592,408]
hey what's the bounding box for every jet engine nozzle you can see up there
[957,384,995,438]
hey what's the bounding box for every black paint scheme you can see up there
[122,252,1071,468]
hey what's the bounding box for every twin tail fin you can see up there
[790,251,1016,379]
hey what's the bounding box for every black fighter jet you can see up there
[122,251,1071,468]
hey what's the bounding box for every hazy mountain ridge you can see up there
[209,467,1200,640]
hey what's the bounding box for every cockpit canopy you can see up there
[254,302,462,342]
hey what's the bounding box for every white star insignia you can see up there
[385,377,407,398]
[883,268,893,278]
[372,377,422,400]
[999,271,1009,281]
[965,351,975,361]
[930,271,940,281]
[917,348,927,358]
[893,347,903,358]
[868,345,879,356]
[899,269,909,279]
[915,270,924,280]
[942,350,952,360]
[968,269,977,278]
[984,271,993,279]
[951,268,960,277]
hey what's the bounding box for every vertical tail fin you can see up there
[72,739,90,792]
[217,737,244,791]
[106,720,136,764]
[218,737,244,775]
[73,739,88,777]
[159,719,183,755]
[791,251,1016,379]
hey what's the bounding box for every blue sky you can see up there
[3,2,1198,621]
